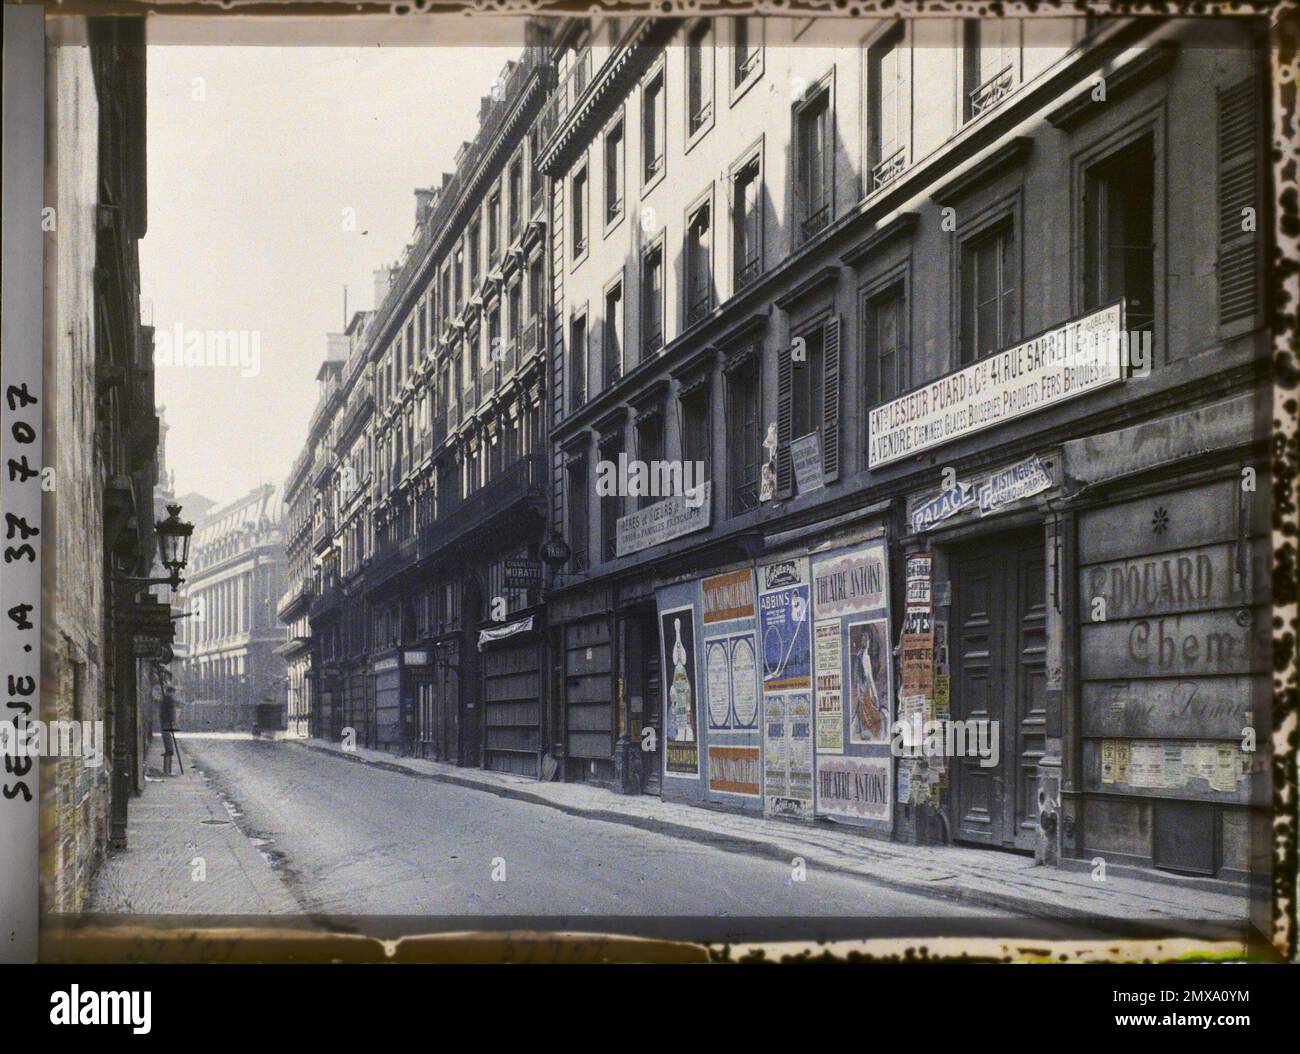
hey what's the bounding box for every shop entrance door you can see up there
[637,609,662,795]
[951,528,1047,851]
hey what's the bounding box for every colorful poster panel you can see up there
[659,604,699,777]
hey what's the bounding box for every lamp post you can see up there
[109,503,194,849]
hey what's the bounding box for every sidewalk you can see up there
[89,733,300,915]
[292,736,1250,925]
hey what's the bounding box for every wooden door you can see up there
[952,530,1046,850]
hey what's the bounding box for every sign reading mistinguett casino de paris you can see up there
[868,302,1126,469]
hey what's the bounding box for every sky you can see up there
[143,31,520,511]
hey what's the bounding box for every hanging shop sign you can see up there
[790,431,824,495]
[701,569,761,798]
[759,557,814,820]
[659,604,700,777]
[616,484,712,558]
[504,558,543,590]
[478,615,535,649]
[978,454,1053,515]
[868,301,1124,467]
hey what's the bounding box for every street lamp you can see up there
[154,503,194,589]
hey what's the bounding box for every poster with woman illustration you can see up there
[848,619,891,744]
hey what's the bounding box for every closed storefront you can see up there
[550,585,616,785]
[372,653,401,750]
[1074,472,1270,878]
[479,616,544,776]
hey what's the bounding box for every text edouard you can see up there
[867,303,1124,468]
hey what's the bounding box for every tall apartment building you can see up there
[297,23,554,770]
[37,16,168,900]
[176,484,288,730]
[537,14,1272,885]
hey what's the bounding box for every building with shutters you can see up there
[536,11,1273,891]
[292,23,555,767]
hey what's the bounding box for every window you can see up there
[680,389,711,487]
[1218,75,1262,329]
[600,435,623,560]
[868,25,908,190]
[508,158,523,238]
[508,282,523,354]
[791,325,824,443]
[777,316,842,494]
[642,244,664,354]
[567,456,590,572]
[727,359,761,516]
[796,87,833,241]
[572,164,589,259]
[733,157,762,291]
[643,68,666,182]
[960,220,1017,364]
[454,246,464,310]
[1084,134,1154,332]
[528,256,544,324]
[733,17,760,88]
[687,22,713,137]
[604,119,624,224]
[569,313,588,410]
[487,192,501,265]
[635,413,663,509]
[964,18,1017,122]
[685,202,713,326]
[604,279,623,386]
[469,220,481,284]
[864,281,908,408]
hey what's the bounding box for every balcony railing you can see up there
[686,289,713,327]
[311,512,335,551]
[277,576,316,622]
[969,66,1014,120]
[871,148,907,191]
[539,47,593,145]
[481,362,498,398]
[521,316,540,357]
[688,101,712,136]
[735,253,761,291]
[419,452,546,561]
[800,199,831,241]
[643,327,664,356]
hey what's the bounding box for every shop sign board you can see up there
[869,302,1124,467]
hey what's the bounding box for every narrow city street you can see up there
[173,735,1060,942]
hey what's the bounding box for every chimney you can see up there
[374,266,394,308]
[479,96,493,122]
[414,187,436,227]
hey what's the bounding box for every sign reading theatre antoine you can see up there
[868,303,1124,468]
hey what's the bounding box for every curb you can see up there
[286,739,1218,933]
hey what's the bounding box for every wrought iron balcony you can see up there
[871,148,907,191]
[539,47,593,145]
[419,452,546,563]
[968,66,1014,120]
[311,511,335,553]
[734,253,761,291]
[277,576,316,623]
[686,289,714,327]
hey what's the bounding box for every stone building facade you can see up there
[175,484,288,731]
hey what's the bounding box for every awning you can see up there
[478,615,535,650]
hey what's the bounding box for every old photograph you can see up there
[1,1,1295,992]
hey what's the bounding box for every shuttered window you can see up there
[1218,73,1262,328]
[777,315,842,496]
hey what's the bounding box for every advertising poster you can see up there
[659,604,700,777]
[847,619,891,744]
[759,558,814,820]
[700,570,761,799]
[814,620,844,753]
[816,756,891,822]
[810,539,893,829]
